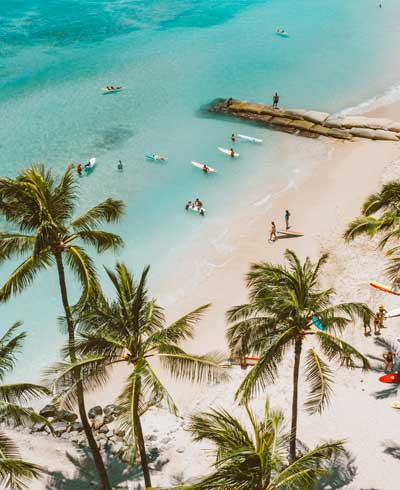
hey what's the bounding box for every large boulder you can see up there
[88,406,103,419]
[39,404,57,418]
[303,111,330,124]
[350,127,398,141]
[98,424,110,434]
[374,129,399,141]
[32,422,47,432]
[103,404,116,416]
[55,410,78,423]
[71,421,84,432]
[387,121,400,133]
[53,421,69,436]
[311,125,352,140]
[92,415,104,430]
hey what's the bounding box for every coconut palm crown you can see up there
[172,399,344,490]
[344,181,400,280]
[0,322,50,489]
[226,249,370,461]
[0,164,125,490]
[46,263,229,489]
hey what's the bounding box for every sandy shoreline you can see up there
[13,105,400,489]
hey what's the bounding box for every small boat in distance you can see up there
[276,28,289,37]
[102,86,124,94]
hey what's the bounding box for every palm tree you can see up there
[227,249,370,462]
[173,399,344,490]
[46,263,229,489]
[0,164,125,490]
[344,181,400,280]
[0,322,50,489]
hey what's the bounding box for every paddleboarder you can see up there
[230,148,235,158]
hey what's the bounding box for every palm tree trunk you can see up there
[289,338,302,463]
[54,252,111,490]
[133,377,152,488]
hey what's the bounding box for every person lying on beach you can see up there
[383,351,395,372]
[202,164,210,173]
[269,221,277,242]
[230,148,235,158]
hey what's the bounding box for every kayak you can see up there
[369,281,400,296]
[218,147,239,157]
[276,29,289,37]
[191,161,217,173]
[102,86,123,93]
[386,307,400,319]
[237,134,263,143]
[145,153,167,161]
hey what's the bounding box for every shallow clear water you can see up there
[1,0,400,379]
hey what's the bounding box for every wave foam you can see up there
[338,83,400,116]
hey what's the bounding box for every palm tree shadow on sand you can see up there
[367,337,400,400]
[383,440,400,461]
[45,449,142,490]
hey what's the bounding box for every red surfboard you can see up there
[379,372,400,384]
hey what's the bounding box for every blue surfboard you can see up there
[312,315,327,331]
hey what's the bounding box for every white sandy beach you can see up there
[12,113,400,489]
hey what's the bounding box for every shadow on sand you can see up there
[45,448,142,490]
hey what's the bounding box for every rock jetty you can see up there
[208,98,400,141]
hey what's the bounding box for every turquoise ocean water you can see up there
[1,0,400,379]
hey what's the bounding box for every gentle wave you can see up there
[338,83,400,116]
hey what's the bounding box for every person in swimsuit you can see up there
[269,221,277,242]
[273,92,279,109]
[231,133,236,142]
[77,164,83,176]
[185,201,192,210]
[202,165,209,173]
[383,351,395,372]
[117,160,123,171]
[230,148,235,158]
[285,209,290,230]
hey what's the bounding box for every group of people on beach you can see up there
[185,198,205,216]
[269,210,290,242]
[363,304,387,337]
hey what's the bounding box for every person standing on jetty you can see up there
[269,221,277,242]
[273,92,279,109]
[285,209,290,230]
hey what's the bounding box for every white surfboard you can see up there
[218,147,239,157]
[237,134,263,143]
[188,205,206,215]
[191,161,217,173]
[386,307,400,319]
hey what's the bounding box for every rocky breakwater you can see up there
[208,98,400,142]
[13,403,171,471]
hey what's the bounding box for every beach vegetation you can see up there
[0,164,125,490]
[226,249,370,462]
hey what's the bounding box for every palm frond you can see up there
[72,230,123,253]
[316,332,370,370]
[64,245,99,303]
[70,198,125,232]
[0,234,35,263]
[304,348,334,415]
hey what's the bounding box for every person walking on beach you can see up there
[378,304,387,329]
[269,221,277,242]
[362,312,372,336]
[285,209,290,230]
[273,92,279,109]
[383,351,395,372]
[373,312,381,335]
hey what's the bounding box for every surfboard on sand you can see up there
[369,281,400,296]
[277,230,304,237]
[386,307,400,319]
[311,315,327,331]
[379,372,400,384]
